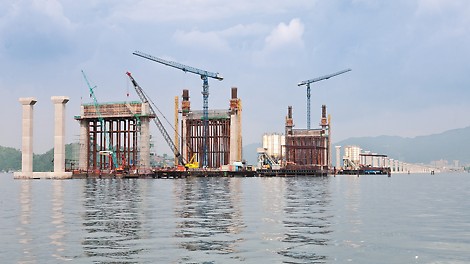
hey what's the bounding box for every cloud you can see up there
[173,30,230,52]
[263,18,304,52]
[416,0,470,15]
[220,23,267,39]
[112,0,317,23]
[32,0,72,28]
[172,23,268,52]
[0,0,75,61]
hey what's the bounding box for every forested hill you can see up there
[0,144,78,172]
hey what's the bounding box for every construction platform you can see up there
[71,170,256,178]
[337,167,392,176]
[70,168,332,179]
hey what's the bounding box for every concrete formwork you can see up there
[180,88,242,168]
[284,105,330,171]
[75,101,154,173]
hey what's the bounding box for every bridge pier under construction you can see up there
[74,102,154,174]
[284,105,330,173]
[180,87,242,169]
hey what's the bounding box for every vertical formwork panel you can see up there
[285,134,327,168]
[184,117,232,168]
[116,119,121,164]
[133,119,138,167]
[109,119,114,167]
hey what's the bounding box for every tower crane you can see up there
[125,71,186,166]
[298,68,351,130]
[81,70,118,170]
[132,51,223,168]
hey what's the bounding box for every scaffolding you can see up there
[75,101,154,172]
[181,88,242,169]
[284,105,330,170]
[184,112,231,168]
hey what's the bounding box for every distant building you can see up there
[343,145,361,168]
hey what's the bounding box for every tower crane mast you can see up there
[298,68,351,130]
[81,70,118,170]
[132,51,223,168]
[126,71,186,166]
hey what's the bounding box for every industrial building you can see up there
[74,101,155,173]
[180,87,242,168]
[284,105,331,171]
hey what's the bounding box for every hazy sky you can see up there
[1,0,469,154]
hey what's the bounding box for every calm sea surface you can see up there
[0,172,469,263]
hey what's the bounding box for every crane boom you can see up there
[81,70,118,169]
[297,68,351,86]
[126,71,186,166]
[133,51,223,80]
[297,68,351,130]
[132,51,223,168]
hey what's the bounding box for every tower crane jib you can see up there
[298,68,351,130]
[132,51,223,168]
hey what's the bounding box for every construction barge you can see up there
[71,169,256,179]
[71,167,330,179]
[336,166,391,176]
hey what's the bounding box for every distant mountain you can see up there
[334,126,470,164]
[243,142,261,165]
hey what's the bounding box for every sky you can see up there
[1,0,469,155]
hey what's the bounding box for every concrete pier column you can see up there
[229,88,242,165]
[78,119,88,171]
[335,146,341,169]
[139,102,151,169]
[16,97,37,178]
[229,113,242,164]
[51,96,69,175]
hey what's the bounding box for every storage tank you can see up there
[262,133,285,159]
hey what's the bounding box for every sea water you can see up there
[0,172,469,263]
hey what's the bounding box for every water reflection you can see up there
[82,179,145,263]
[173,177,244,261]
[344,177,362,233]
[279,177,333,263]
[17,180,34,263]
[4,173,470,263]
[50,180,69,261]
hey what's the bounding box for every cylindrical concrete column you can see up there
[79,120,88,171]
[229,113,239,164]
[19,97,37,175]
[335,146,341,169]
[140,103,150,169]
[51,96,69,174]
